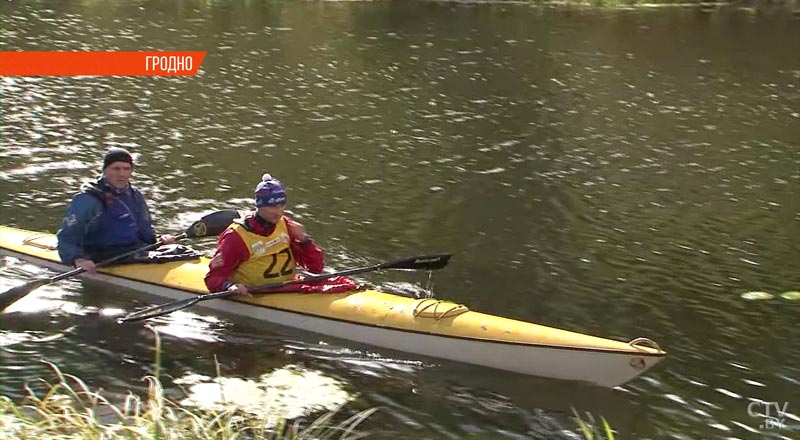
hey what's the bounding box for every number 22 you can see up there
[263,248,293,279]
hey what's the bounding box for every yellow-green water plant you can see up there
[780,291,800,301]
[741,290,800,301]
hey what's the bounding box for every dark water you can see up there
[1,0,799,438]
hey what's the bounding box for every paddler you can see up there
[56,147,176,272]
[204,173,355,295]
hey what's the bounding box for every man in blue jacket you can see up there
[57,148,175,272]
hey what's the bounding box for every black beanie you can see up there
[102,147,134,170]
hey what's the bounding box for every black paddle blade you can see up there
[118,296,200,323]
[184,209,241,239]
[379,253,452,271]
[0,278,51,311]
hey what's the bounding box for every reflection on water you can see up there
[0,329,69,348]
[0,258,82,314]
[148,311,227,343]
[175,365,353,421]
[1,0,799,439]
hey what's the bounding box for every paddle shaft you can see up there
[120,263,391,322]
[0,236,173,312]
[253,262,381,293]
[53,233,184,282]
[200,254,452,297]
[0,209,241,312]
[118,253,452,323]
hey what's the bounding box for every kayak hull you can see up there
[0,225,665,387]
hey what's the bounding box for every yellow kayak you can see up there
[0,225,665,387]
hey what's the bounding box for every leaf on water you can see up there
[780,291,800,301]
[740,291,773,301]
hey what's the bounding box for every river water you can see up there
[1,1,799,438]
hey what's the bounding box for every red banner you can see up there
[0,51,207,76]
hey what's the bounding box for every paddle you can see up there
[0,209,240,312]
[118,253,452,323]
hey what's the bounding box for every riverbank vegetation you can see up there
[0,327,375,439]
[0,328,613,439]
[0,375,616,440]
[0,360,375,440]
[545,0,798,8]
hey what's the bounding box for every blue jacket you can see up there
[57,177,156,265]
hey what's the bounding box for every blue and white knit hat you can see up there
[254,173,287,207]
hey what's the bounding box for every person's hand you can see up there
[286,219,308,243]
[74,258,97,273]
[228,283,250,297]
[159,234,177,244]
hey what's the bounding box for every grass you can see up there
[0,375,615,440]
[0,326,616,439]
[0,325,376,440]
[573,408,616,440]
[545,0,799,7]
[0,365,376,439]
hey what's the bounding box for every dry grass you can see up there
[0,326,375,440]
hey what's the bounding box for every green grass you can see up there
[573,408,616,440]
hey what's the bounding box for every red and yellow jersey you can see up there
[229,217,296,285]
[204,213,325,291]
